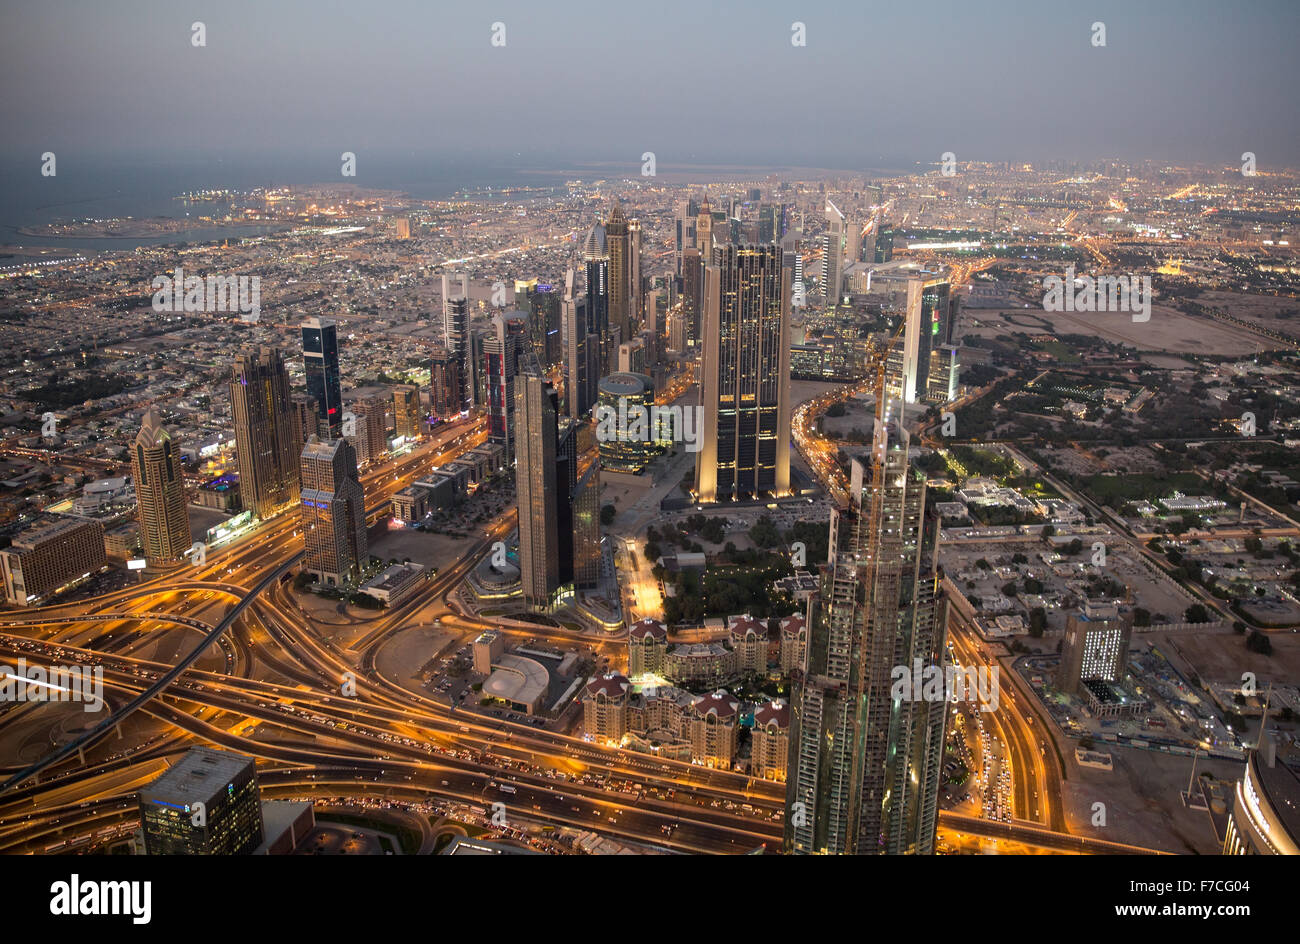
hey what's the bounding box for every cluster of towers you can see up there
[133,317,370,587]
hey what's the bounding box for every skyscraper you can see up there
[352,394,389,462]
[229,348,300,520]
[514,358,560,610]
[485,314,525,462]
[675,197,698,274]
[139,747,264,855]
[442,289,471,414]
[300,437,367,587]
[785,414,949,855]
[563,293,599,421]
[628,217,644,329]
[430,347,463,418]
[694,243,792,502]
[606,201,631,345]
[393,384,422,441]
[898,274,950,405]
[302,317,343,437]
[132,407,191,566]
[584,223,609,345]
[822,200,845,306]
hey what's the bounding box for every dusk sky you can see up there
[2,0,1297,172]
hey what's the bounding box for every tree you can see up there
[1184,604,1209,623]
[600,504,617,526]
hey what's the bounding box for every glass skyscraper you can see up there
[785,412,949,854]
[302,317,343,437]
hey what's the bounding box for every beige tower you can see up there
[132,407,192,566]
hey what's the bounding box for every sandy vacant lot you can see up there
[964,304,1271,357]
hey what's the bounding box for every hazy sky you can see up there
[2,0,1297,173]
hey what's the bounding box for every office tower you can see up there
[873,225,895,263]
[681,248,703,348]
[1056,601,1133,695]
[430,347,463,418]
[393,384,421,440]
[786,416,949,855]
[393,217,411,239]
[525,284,562,368]
[822,200,845,306]
[353,394,389,461]
[845,219,863,265]
[230,348,300,520]
[675,197,698,274]
[563,294,599,421]
[596,371,659,474]
[892,274,951,406]
[1222,737,1300,855]
[468,328,487,409]
[301,318,343,437]
[514,360,560,610]
[139,747,264,855]
[758,204,777,243]
[485,314,525,462]
[441,271,468,323]
[555,419,577,588]
[300,437,367,587]
[0,516,105,605]
[572,460,601,591]
[606,201,631,343]
[628,217,644,328]
[442,293,471,414]
[696,197,714,263]
[584,223,609,342]
[694,244,792,502]
[132,407,192,566]
[289,393,319,447]
[344,410,372,467]
[617,338,646,374]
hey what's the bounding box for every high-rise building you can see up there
[675,197,698,274]
[442,294,472,414]
[584,223,609,343]
[352,394,389,462]
[430,347,464,418]
[571,460,602,591]
[1056,601,1133,695]
[302,318,343,437]
[873,225,895,263]
[822,200,845,306]
[606,201,631,344]
[514,362,560,610]
[785,415,949,855]
[696,197,715,265]
[681,248,703,349]
[563,293,599,421]
[300,437,367,587]
[694,243,792,502]
[596,371,659,474]
[289,393,319,447]
[628,217,644,328]
[524,284,562,368]
[485,314,525,462]
[752,700,791,782]
[139,747,264,855]
[393,384,422,441]
[132,407,192,566]
[0,516,105,606]
[230,348,300,520]
[893,274,951,405]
